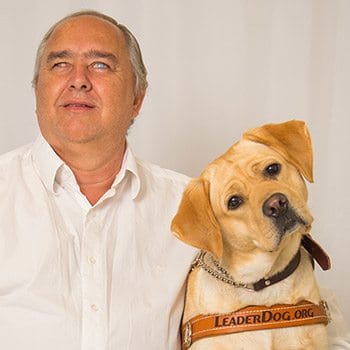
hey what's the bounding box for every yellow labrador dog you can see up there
[172,120,330,350]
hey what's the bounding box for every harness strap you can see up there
[182,300,330,349]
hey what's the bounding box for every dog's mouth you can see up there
[262,192,307,236]
[275,210,306,235]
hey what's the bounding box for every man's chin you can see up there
[44,131,101,149]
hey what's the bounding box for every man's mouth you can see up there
[63,103,94,109]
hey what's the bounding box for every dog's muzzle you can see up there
[263,193,304,235]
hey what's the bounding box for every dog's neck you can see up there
[219,234,301,285]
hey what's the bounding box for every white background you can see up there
[1,1,349,324]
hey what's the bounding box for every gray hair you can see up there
[32,10,148,95]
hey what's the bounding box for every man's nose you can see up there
[68,66,92,91]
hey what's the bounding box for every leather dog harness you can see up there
[182,300,330,349]
[182,235,331,349]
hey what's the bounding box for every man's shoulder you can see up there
[0,143,33,179]
[0,143,32,167]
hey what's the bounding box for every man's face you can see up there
[35,16,144,150]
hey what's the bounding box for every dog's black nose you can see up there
[263,193,288,218]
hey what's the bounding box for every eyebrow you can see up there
[46,49,118,65]
[85,50,118,64]
[46,50,73,63]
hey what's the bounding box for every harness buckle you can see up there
[183,322,192,348]
[321,300,332,323]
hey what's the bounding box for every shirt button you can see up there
[89,256,96,264]
[91,304,99,312]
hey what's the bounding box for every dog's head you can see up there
[171,120,314,259]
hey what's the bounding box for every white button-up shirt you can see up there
[0,136,196,350]
[1,137,349,350]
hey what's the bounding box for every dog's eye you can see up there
[264,163,281,177]
[227,196,244,210]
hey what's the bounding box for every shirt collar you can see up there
[31,135,65,193]
[31,135,141,199]
[111,144,141,200]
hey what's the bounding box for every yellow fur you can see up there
[172,120,328,349]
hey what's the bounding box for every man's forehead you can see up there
[54,15,120,34]
[45,15,124,52]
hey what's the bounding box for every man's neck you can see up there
[53,140,126,205]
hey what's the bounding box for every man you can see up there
[0,9,349,350]
[0,10,195,349]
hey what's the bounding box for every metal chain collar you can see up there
[191,251,255,290]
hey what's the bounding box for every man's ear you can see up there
[131,90,146,119]
[243,120,314,182]
[171,178,223,259]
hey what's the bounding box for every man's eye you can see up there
[51,62,69,70]
[92,62,109,70]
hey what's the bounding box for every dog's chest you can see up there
[184,252,320,320]
[185,265,327,350]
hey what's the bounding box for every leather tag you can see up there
[302,234,331,271]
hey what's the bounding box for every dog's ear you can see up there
[243,120,314,182]
[171,178,223,259]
